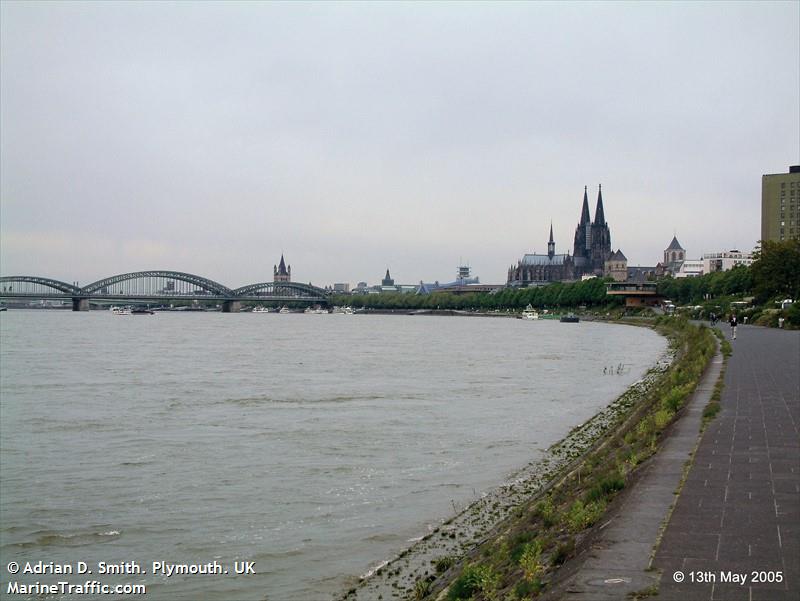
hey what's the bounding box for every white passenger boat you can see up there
[252,306,270,313]
[278,306,290,314]
[521,304,539,320]
[110,306,131,315]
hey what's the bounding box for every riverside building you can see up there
[761,165,800,242]
[702,250,754,273]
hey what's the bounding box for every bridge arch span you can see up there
[233,281,328,300]
[81,271,234,296]
[0,275,81,296]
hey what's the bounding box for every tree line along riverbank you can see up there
[330,239,799,328]
[341,316,718,601]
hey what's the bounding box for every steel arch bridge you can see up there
[0,271,330,311]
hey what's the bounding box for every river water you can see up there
[0,311,666,600]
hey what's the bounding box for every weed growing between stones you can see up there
[702,328,730,430]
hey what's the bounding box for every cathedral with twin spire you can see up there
[507,186,613,286]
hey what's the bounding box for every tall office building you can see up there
[761,165,800,242]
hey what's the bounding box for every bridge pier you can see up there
[72,298,89,311]
[222,300,241,313]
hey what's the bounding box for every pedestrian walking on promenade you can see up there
[729,313,737,339]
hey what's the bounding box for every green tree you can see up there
[722,265,752,296]
[751,239,800,302]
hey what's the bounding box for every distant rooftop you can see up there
[764,165,800,176]
[521,253,570,266]
[666,236,684,251]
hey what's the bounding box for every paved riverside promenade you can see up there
[549,329,725,600]
[654,325,799,601]
[551,325,799,601]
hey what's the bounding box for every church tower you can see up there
[548,222,555,258]
[572,186,591,268]
[664,236,685,274]
[274,254,291,282]
[570,185,613,276]
[590,185,612,273]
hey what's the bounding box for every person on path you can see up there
[729,313,737,339]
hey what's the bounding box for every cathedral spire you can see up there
[594,184,606,225]
[548,222,555,258]
[580,186,591,225]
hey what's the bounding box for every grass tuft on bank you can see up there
[700,327,731,430]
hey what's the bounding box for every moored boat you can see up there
[131,308,155,315]
[252,306,270,313]
[521,304,539,320]
[110,306,131,315]
[559,313,580,323]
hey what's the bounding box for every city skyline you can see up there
[1,1,798,287]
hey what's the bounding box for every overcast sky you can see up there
[1,1,798,288]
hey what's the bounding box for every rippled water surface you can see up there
[0,311,666,600]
